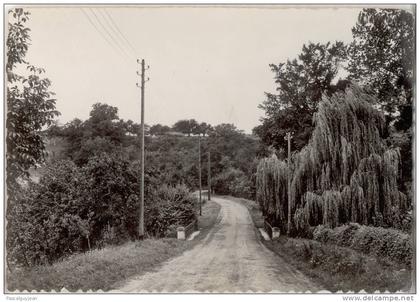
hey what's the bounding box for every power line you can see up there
[97,8,136,60]
[88,8,132,62]
[103,8,138,56]
[80,8,129,64]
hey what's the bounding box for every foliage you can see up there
[6,8,60,186]
[256,86,410,235]
[144,135,199,188]
[7,152,199,267]
[172,119,199,136]
[143,122,260,198]
[52,103,137,165]
[145,184,197,237]
[6,8,61,270]
[7,160,87,266]
[313,223,412,266]
[347,8,414,130]
[206,123,260,198]
[47,108,260,198]
[266,236,411,292]
[256,155,288,232]
[254,41,348,151]
[7,199,222,292]
[212,167,253,199]
[348,8,414,186]
[149,123,171,136]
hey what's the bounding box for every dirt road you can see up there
[117,196,319,293]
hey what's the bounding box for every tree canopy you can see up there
[6,8,60,186]
[254,41,348,152]
[347,8,414,130]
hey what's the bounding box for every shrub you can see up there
[313,223,412,266]
[7,160,88,267]
[145,184,197,237]
[6,153,196,267]
[275,237,411,292]
[213,167,253,199]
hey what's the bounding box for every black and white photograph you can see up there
[3,2,416,296]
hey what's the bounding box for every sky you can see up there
[8,5,410,133]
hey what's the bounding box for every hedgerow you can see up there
[313,223,412,266]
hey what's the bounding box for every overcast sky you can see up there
[11,5,410,133]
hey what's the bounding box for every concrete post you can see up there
[177,227,186,240]
[272,227,280,239]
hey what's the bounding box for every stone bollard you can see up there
[177,227,186,240]
[272,227,280,239]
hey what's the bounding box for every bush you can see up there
[7,153,198,268]
[145,184,197,237]
[283,238,365,277]
[7,160,88,267]
[213,167,253,199]
[270,237,411,292]
[313,223,412,266]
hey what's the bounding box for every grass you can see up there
[265,236,412,293]
[7,200,221,292]
[223,195,413,293]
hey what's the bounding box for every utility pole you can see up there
[136,58,149,240]
[285,132,293,236]
[198,135,202,215]
[207,150,211,201]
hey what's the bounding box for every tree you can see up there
[84,103,125,142]
[149,123,171,136]
[255,42,347,151]
[194,122,213,136]
[6,8,60,187]
[347,8,414,130]
[55,103,128,165]
[256,86,409,234]
[172,119,199,136]
[347,8,414,185]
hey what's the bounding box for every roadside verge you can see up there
[7,200,222,292]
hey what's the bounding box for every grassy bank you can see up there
[225,195,413,293]
[7,200,221,292]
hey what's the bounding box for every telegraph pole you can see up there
[198,135,202,215]
[207,150,211,201]
[285,132,293,236]
[136,58,149,240]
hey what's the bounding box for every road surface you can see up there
[117,196,319,293]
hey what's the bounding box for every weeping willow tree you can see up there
[256,86,409,235]
[256,155,288,233]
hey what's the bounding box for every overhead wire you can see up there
[80,7,130,65]
[96,8,132,58]
[102,8,138,57]
[88,8,133,62]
